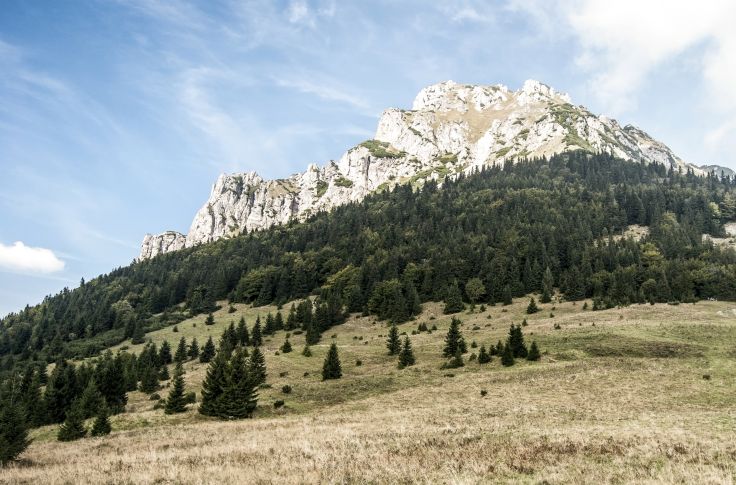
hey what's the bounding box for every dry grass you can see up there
[3,298,736,484]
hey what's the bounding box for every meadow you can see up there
[2,297,735,484]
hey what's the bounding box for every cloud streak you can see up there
[0,241,65,274]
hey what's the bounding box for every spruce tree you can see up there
[527,341,541,361]
[164,362,187,414]
[200,336,216,363]
[398,336,416,369]
[218,348,258,419]
[507,324,528,358]
[280,338,292,353]
[264,313,276,335]
[188,338,200,360]
[302,345,312,357]
[159,364,170,381]
[305,321,321,345]
[501,343,515,367]
[0,399,29,464]
[251,319,263,347]
[199,352,228,417]
[236,317,249,346]
[78,379,105,419]
[131,322,146,345]
[274,312,284,331]
[248,347,267,386]
[174,337,188,363]
[57,401,87,441]
[477,345,491,364]
[448,348,464,368]
[526,297,539,314]
[322,343,342,380]
[205,313,215,325]
[159,340,173,365]
[138,364,159,393]
[90,404,112,437]
[386,323,401,355]
[443,281,464,314]
[443,317,466,357]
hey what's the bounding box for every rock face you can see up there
[139,79,705,260]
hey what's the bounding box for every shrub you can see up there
[273,400,285,409]
[282,385,292,394]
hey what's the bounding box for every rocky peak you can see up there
[139,80,708,260]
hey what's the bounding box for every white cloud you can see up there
[275,77,371,112]
[288,0,313,26]
[0,241,65,274]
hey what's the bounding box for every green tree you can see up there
[443,317,467,357]
[386,323,401,355]
[174,337,188,363]
[205,313,215,326]
[302,345,312,357]
[188,338,200,360]
[219,348,258,419]
[199,352,228,417]
[527,341,541,361]
[443,281,464,314]
[236,317,250,346]
[398,336,416,369]
[541,267,554,303]
[251,319,263,347]
[138,365,159,394]
[465,277,486,308]
[57,401,87,442]
[447,348,464,368]
[200,337,216,363]
[501,343,515,367]
[78,380,105,419]
[164,362,187,414]
[280,338,292,353]
[0,399,29,464]
[322,343,342,380]
[507,324,528,358]
[159,340,172,365]
[248,347,267,386]
[90,404,112,437]
[526,297,539,314]
[477,345,491,364]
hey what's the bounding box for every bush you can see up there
[355,360,362,366]
[480,390,488,397]
[149,393,161,401]
[184,392,197,404]
[273,400,285,409]
[282,385,292,394]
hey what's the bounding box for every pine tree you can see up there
[78,379,105,419]
[264,313,276,335]
[251,319,263,347]
[386,323,401,355]
[159,364,170,381]
[188,338,200,360]
[219,322,237,356]
[159,340,172,365]
[477,345,491,364]
[236,317,249,346]
[205,313,215,325]
[443,281,464,314]
[90,404,111,437]
[507,324,528,358]
[174,337,188,363]
[0,399,29,464]
[280,338,292,353]
[138,364,159,394]
[448,348,464,368]
[302,345,312,357]
[398,336,416,369]
[443,317,466,357]
[248,347,267,386]
[57,401,87,441]
[501,343,515,367]
[218,348,258,419]
[305,321,321,345]
[526,297,539,314]
[131,322,146,345]
[274,312,284,331]
[200,336,216,363]
[164,362,188,414]
[322,343,342,380]
[199,352,228,417]
[527,341,541,361]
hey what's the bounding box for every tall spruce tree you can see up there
[188,338,200,360]
[57,400,87,441]
[507,324,528,358]
[159,340,173,365]
[527,341,541,361]
[0,398,29,464]
[248,347,267,386]
[398,336,416,369]
[78,380,105,419]
[322,343,342,380]
[138,364,159,394]
[386,323,401,355]
[501,343,515,367]
[199,352,228,417]
[443,281,464,314]
[443,317,467,357]
[200,336,216,363]
[526,297,539,314]
[164,362,187,414]
[219,348,258,419]
[251,319,263,347]
[90,403,112,437]
[236,317,249,346]
[174,337,188,363]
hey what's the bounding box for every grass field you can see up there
[2,297,736,484]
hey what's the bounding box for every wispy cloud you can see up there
[275,77,372,112]
[0,241,65,274]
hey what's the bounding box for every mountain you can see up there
[140,80,703,259]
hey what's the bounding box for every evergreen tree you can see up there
[264,313,276,335]
[44,360,80,423]
[448,348,464,368]
[286,305,298,330]
[507,324,528,358]
[386,323,401,355]
[57,401,87,442]
[236,317,249,346]
[443,281,464,314]
[96,351,128,413]
[305,321,321,345]
[200,336,216,363]
[274,312,284,331]
[159,364,170,381]
[398,336,416,369]
[501,343,515,367]
[205,313,215,326]
[322,343,342,380]
[78,380,105,419]
[248,347,267,386]
[527,341,541,361]
[477,345,491,364]
[443,317,466,357]
[174,337,188,363]
[302,345,312,357]
[199,352,228,417]
[159,340,172,365]
[90,403,112,437]
[280,338,292,353]
[164,362,188,414]
[188,338,200,360]
[218,348,258,419]
[0,399,29,464]
[541,267,554,303]
[526,297,539,314]
[251,319,263,347]
[138,365,159,394]
[219,322,237,356]
[502,286,513,305]
[465,277,486,307]
[130,322,145,345]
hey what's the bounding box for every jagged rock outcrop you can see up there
[139,79,708,260]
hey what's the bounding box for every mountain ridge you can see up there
[139,79,711,260]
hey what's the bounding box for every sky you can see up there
[1,0,736,317]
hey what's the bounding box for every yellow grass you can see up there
[3,298,736,484]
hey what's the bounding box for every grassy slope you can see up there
[3,297,736,484]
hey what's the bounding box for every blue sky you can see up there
[1,0,736,316]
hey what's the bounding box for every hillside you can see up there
[2,297,735,483]
[140,80,708,260]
